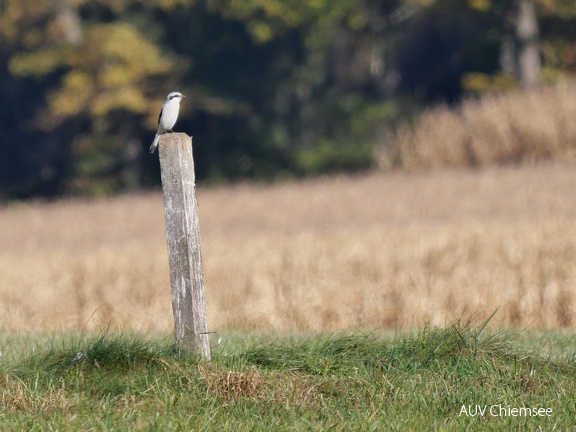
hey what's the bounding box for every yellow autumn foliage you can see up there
[13,22,174,125]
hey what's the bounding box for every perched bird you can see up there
[149,91,186,153]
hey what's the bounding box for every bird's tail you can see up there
[149,134,160,154]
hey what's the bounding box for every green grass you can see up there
[1,323,575,431]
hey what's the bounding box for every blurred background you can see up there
[2,0,576,332]
[2,0,576,199]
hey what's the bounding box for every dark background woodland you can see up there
[1,0,575,199]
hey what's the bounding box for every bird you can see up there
[149,91,186,153]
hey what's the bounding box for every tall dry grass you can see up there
[394,80,576,169]
[1,162,575,332]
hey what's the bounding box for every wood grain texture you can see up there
[158,133,210,358]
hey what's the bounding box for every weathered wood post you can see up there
[158,133,210,359]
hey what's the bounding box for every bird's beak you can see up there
[182,95,186,98]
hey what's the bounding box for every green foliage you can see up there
[295,140,373,175]
[207,0,364,42]
[294,94,397,175]
[462,72,518,95]
[1,326,575,430]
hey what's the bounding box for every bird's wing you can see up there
[157,106,164,126]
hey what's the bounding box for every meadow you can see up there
[1,161,575,333]
[1,324,575,430]
[2,112,576,428]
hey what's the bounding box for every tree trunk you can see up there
[122,136,142,192]
[515,0,540,89]
[500,35,516,76]
[56,1,83,45]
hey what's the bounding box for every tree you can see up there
[3,0,184,194]
[204,0,407,175]
[515,0,540,88]
[412,0,576,92]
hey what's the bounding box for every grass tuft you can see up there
[13,332,179,376]
[238,332,381,374]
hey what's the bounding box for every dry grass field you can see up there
[393,80,576,169]
[1,161,576,333]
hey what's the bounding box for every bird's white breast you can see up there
[160,101,181,130]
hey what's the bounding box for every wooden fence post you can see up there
[158,133,210,359]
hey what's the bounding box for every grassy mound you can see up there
[1,324,575,430]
